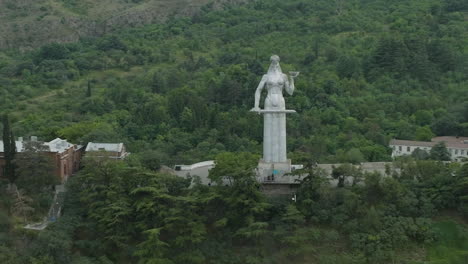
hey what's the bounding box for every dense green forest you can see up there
[0,0,466,165]
[0,0,467,263]
[2,156,468,263]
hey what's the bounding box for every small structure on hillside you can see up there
[390,136,468,161]
[173,161,215,185]
[44,138,83,182]
[85,142,129,160]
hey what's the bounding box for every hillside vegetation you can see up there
[0,0,467,263]
[1,155,468,263]
[0,0,247,50]
[0,0,466,165]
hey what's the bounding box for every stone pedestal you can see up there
[256,159,291,182]
[256,159,304,186]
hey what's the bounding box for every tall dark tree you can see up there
[411,148,430,160]
[86,79,92,97]
[369,36,408,78]
[16,141,57,193]
[405,37,434,81]
[429,142,451,161]
[331,163,362,187]
[336,55,360,79]
[2,114,16,183]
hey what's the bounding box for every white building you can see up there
[390,136,468,161]
[85,142,129,160]
[173,160,216,185]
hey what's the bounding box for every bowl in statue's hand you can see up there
[289,71,300,78]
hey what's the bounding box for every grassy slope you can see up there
[0,0,239,50]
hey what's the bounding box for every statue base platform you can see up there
[256,160,303,185]
[250,109,296,114]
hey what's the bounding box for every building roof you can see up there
[431,136,468,149]
[0,140,24,153]
[175,160,215,171]
[432,136,468,143]
[45,138,74,153]
[85,142,124,152]
[445,142,468,149]
[389,139,435,148]
[390,138,468,149]
[1,138,77,154]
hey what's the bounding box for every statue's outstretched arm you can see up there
[253,75,267,110]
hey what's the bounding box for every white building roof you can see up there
[0,140,24,153]
[85,142,124,152]
[44,138,74,153]
[175,160,215,171]
[1,138,76,154]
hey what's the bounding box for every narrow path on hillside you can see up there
[24,184,66,231]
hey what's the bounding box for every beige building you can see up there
[389,136,468,161]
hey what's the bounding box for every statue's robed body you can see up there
[251,55,299,163]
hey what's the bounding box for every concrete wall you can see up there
[317,162,398,176]
[165,160,468,196]
[173,164,214,185]
[170,161,401,187]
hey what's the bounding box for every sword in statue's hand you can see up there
[250,106,261,114]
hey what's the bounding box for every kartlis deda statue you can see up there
[251,55,299,163]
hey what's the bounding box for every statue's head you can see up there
[270,55,280,63]
[268,55,282,74]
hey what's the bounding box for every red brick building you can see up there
[0,137,83,183]
[44,138,84,182]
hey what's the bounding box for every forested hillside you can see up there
[2,153,468,263]
[0,0,467,165]
[0,0,467,263]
